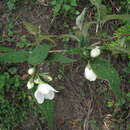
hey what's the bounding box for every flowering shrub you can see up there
[0,0,130,128]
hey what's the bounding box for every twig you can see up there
[49,33,130,53]
[83,99,93,130]
[101,33,130,42]
[49,49,67,53]
[92,33,130,46]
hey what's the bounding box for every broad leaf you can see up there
[28,44,52,65]
[90,57,122,100]
[0,50,29,63]
[47,53,75,63]
[23,22,39,36]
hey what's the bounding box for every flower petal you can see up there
[44,91,55,100]
[38,84,58,94]
[34,90,44,104]
[90,46,101,58]
[76,8,87,30]
[84,66,97,81]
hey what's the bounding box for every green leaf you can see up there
[63,5,71,12]
[70,0,77,6]
[37,34,56,44]
[101,14,130,24]
[0,50,29,63]
[90,57,122,100]
[42,100,55,128]
[68,47,83,54]
[59,34,80,42]
[47,53,75,63]
[90,0,101,6]
[106,46,130,55]
[82,21,97,38]
[0,46,14,52]
[99,4,107,20]
[28,44,52,65]
[0,75,6,89]
[126,92,130,100]
[23,22,39,36]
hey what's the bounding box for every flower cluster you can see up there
[84,46,101,81]
[27,68,58,104]
[27,46,101,104]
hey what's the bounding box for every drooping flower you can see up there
[28,67,35,75]
[27,78,34,89]
[90,46,101,58]
[84,65,97,81]
[34,83,58,104]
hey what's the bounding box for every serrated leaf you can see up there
[90,57,122,100]
[28,44,52,65]
[23,22,39,36]
[0,50,29,63]
[47,53,75,63]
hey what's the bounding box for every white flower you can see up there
[28,67,35,75]
[27,79,34,89]
[76,8,86,30]
[90,46,101,58]
[34,83,58,104]
[84,65,97,81]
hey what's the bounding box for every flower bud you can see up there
[28,67,35,75]
[34,77,43,84]
[90,46,101,58]
[43,75,53,81]
[27,79,34,89]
